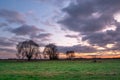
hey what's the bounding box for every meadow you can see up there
[0,59,120,80]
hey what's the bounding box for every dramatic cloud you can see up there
[11,24,44,36]
[82,32,113,47]
[0,9,26,24]
[83,23,120,48]
[59,0,120,48]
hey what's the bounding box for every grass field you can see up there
[0,59,120,80]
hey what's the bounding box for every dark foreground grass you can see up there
[0,59,120,80]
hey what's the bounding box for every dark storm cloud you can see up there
[11,24,44,35]
[58,44,96,53]
[59,0,120,48]
[59,0,118,34]
[0,9,26,24]
[83,32,114,47]
[83,22,120,47]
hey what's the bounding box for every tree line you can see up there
[16,40,75,61]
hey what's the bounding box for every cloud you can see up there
[30,33,52,43]
[65,34,81,43]
[82,22,120,48]
[58,0,120,49]
[65,34,78,38]
[0,48,16,53]
[32,33,52,38]
[83,32,114,47]
[0,37,14,47]
[0,36,31,49]
[0,9,26,24]
[59,0,117,34]
[11,24,44,36]
[0,48,16,59]
[0,23,8,28]
[58,44,96,53]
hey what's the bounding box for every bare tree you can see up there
[16,40,40,61]
[66,51,75,60]
[43,44,58,60]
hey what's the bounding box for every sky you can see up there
[0,0,120,59]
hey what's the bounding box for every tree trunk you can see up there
[28,57,31,61]
[27,55,32,61]
[49,55,53,60]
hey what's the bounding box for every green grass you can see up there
[0,60,120,80]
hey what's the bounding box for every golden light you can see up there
[93,45,105,50]
[106,44,115,48]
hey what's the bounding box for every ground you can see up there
[0,59,120,80]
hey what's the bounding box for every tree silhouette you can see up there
[66,51,75,60]
[43,44,58,60]
[16,40,40,61]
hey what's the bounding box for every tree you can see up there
[43,44,58,60]
[16,40,40,61]
[66,51,75,60]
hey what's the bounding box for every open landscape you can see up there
[0,59,120,80]
[1,0,120,80]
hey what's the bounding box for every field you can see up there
[0,59,120,80]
